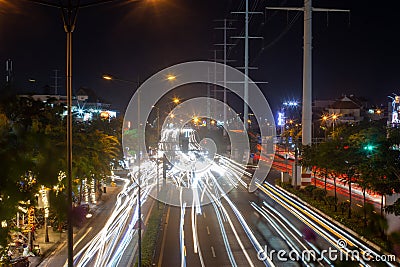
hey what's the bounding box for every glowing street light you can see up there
[332,114,339,134]
[173,97,180,104]
[321,113,340,138]
[102,74,113,80]
[166,74,176,81]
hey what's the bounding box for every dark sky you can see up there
[0,0,399,113]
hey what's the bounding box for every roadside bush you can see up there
[281,182,293,190]
[304,185,317,196]
[325,196,337,210]
[312,188,327,202]
[338,201,350,215]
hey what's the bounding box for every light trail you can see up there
[72,161,155,267]
[70,126,396,267]
[259,182,397,266]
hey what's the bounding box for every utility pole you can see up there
[266,1,350,146]
[51,69,61,95]
[214,19,235,135]
[232,0,263,130]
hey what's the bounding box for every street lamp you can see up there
[173,97,180,105]
[14,1,143,266]
[151,105,160,209]
[102,74,113,80]
[166,74,176,81]
[321,115,328,140]
[321,113,340,139]
[103,74,143,267]
[332,114,338,134]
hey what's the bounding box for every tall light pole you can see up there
[20,2,78,265]
[332,114,338,135]
[17,2,137,266]
[322,115,328,140]
[103,74,142,266]
[152,105,160,209]
[137,88,142,267]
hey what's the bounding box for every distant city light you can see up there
[390,94,400,125]
[277,112,285,126]
[283,101,299,107]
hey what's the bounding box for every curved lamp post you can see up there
[151,105,161,209]
[102,74,143,266]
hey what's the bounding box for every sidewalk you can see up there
[27,185,120,267]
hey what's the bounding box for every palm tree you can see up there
[73,123,121,203]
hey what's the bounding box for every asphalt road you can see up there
[155,166,397,267]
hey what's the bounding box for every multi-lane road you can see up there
[41,128,399,267]
[156,161,398,267]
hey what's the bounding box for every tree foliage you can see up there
[301,120,400,218]
[0,93,122,251]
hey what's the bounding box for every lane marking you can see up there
[73,227,93,250]
[203,212,206,219]
[211,246,216,258]
[206,226,210,235]
[259,183,357,251]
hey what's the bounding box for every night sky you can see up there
[0,0,399,114]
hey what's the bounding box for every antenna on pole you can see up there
[266,1,350,146]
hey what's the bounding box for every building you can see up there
[73,87,117,121]
[327,95,364,125]
[19,87,118,122]
[388,94,400,127]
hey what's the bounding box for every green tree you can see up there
[300,144,319,186]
